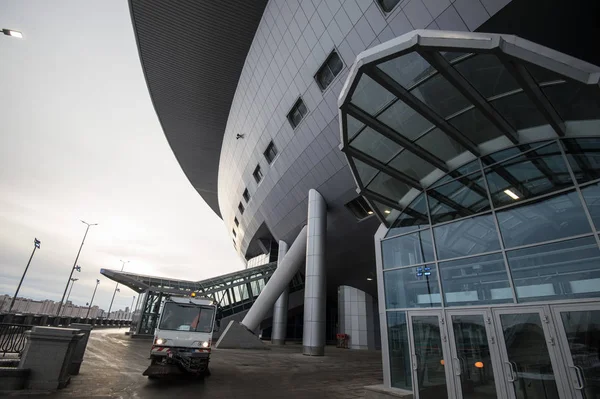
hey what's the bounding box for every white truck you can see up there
[143,293,219,378]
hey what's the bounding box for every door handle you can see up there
[504,361,516,382]
[569,365,585,390]
[453,357,461,376]
[412,354,418,371]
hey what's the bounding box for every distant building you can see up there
[0,294,105,318]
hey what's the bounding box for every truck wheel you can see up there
[204,368,211,377]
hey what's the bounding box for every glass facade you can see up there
[380,139,600,390]
[339,30,600,397]
[382,138,600,311]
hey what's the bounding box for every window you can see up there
[234,217,239,227]
[242,188,250,202]
[232,229,236,237]
[264,141,278,164]
[377,0,401,12]
[238,202,245,214]
[252,165,263,184]
[345,196,374,220]
[315,51,343,90]
[287,98,308,129]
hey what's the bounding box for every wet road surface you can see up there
[44,329,382,398]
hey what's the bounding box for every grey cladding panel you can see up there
[130,0,268,216]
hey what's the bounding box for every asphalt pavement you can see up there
[40,328,383,398]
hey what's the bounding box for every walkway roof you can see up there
[100,262,277,296]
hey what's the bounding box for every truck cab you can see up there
[145,294,218,378]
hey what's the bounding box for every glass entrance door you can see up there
[492,307,569,399]
[552,303,600,399]
[446,309,506,399]
[408,311,454,399]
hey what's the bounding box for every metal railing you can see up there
[0,323,32,357]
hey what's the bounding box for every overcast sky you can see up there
[0,0,244,312]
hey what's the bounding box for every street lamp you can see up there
[86,279,100,318]
[61,277,79,316]
[9,238,41,312]
[107,259,128,319]
[2,29,23,38]
[56,220,97,316]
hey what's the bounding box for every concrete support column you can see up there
[303,189,326,356]
[241,225,307,331]
[271,240,289,345]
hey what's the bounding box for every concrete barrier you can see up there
[18,327,83,390]
[68,324,92,375]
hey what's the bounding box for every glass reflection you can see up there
[491,91,548,131]
[499,313,560,398]
[411,315,448,397]
[507,236,600,302]
[496,190,590,248]
[481,140,552,166]
[485,142,572,207]
[346,114,365,140]
[434,214,501,260]
[559,309,600,398]
[428,173,490,224]
[563,138,600,183]
[582,182,600,229]
[416,127,466,162]
[454,53,520,99]
[448,107,503,145]
[386,193,429,237]
[387,312,412,390]
[351,74,395,116]
[439,253,512,306]
[368,171,411,202]
[353,159,378,185]
[430,160,482,188]
[543,83,600,122]
[377,98,432,141]
[377,52,437,89]
[411,72,471,118]
[384,265,440,308]
[451,314,498,398]
[350,126,402,163]
[389,149,438,181]
[382,230,434,269]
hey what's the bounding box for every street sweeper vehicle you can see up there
[143,293,219,378]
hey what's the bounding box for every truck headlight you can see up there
[155,338,167,345]
[201,341,210,348]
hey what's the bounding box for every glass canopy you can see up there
[338,30,600,226]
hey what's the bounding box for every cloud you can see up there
[0,0,245,304]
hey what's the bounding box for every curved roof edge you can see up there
[129,0,268,217]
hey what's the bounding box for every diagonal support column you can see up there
[271,240,289,345]
[241,226,307,331]
[303,189,327,356]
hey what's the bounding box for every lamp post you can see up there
[86,279,100,318]
[130,296,136,320]
[2,29,23,38]
[61,277,79,316]
[9,238,41,312]
[56,220,97,316]
[107,260,128,320]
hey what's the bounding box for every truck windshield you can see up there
[158,303,215,333]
